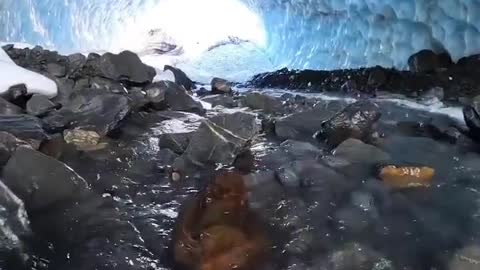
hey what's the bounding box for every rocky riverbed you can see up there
[0,45,480,270]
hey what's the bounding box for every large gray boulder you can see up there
[98,50,156,85]
[173,120,249,172]
[2,146,89,211]
[315,101,381,147]
[43,91,131,136]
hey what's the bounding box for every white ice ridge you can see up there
[252,0,480,70]
[0,48,57,98]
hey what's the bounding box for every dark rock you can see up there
[2,84,29,107]
[201,94,236,108]
[276,159,348,189]
[157,148,179,167]
[144,84,167,110]
[0,115,48,145]
[333,138,390,164]
[437,52,453,68]
[275,106,337,141]
[315,101,381,147]
[51,77,75,105]
[148,81,205,114]
[173,120,249,173]
[0,97,23,115]
[2,146,89,211]
[26,94,57,116]
[156,112,204,154]
[0,180,31,263]
[408,49,440,73]
[90,76,126,93]
[463,105,480,140]
[241,92,284,114]
[457,54,480,70]
[279,140,323,160]
[211,77,232,95]
[67,53,87,79]
[334,205,371,233]
[43,91,131,136]
[164,65,195,90]
[98,50,156,85]
[195,87,210,97]
[367,66,387,88]
[208,109,260,140]
[0,132,31,166]
[46,63,67,77]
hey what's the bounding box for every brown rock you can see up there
[379,165,434,188]
[173,171,268,270]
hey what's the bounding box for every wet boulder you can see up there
[202,94,236,108]
[0,132,31,166]
[153,111,204,154]
[279,140,323,160]
[0,180,31,265]
[43,91,131,136]
[315,101,381,147]
[275,106,337,141]
[146,81,205,115]
[408,49,441,73]
[0,115,48,146]
[333,138,390,164]
[164,65,195,91]
[98,50,156,85]
[276,159,349,190]
[241,92,284,114]
[463,105,480,140]
[26,94,57,116]
[2,84,29,108]
[173,120,249,173]
[211,77,232,95]
[0,97,23,115]
[2,146,89,211]
[144,83,167,110]
[208,109,260,140]
[89,76,126,93]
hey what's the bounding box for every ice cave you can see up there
[0,0,480,269]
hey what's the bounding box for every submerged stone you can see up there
[315,101,381,147]
[378,165,434,189]
[211,77,232,95]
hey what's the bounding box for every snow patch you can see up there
[0,48,57,98]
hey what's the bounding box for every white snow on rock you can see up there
[0,48,57,98]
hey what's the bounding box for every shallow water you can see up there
[18,90,480,270]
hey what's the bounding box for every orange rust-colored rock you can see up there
[173,171,268,270]
[379,165,435,188]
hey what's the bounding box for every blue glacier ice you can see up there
[1,0,480,80]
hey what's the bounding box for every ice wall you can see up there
[246,0,480,70]
[1,0,480,72]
